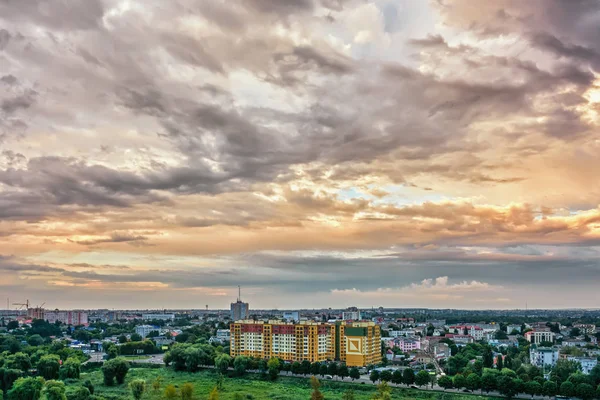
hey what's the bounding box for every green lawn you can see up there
[122,355,151,360]
[76,367,497,400]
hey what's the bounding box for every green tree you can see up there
[524,381,541,398]
[392,369,403,385]
[301,361,312,376]
[1,369,23,394]
[59,357,80,380]
[415,370,430,387]
[483,347,494,368]
[215,354,231,375]
[327,363,338,377]
[7,377,44,400]
[310,362,321,376]
[164,385,177,400]
[118,335,128,344]
[560,381,575,397]
[319,364,328,377]
[82,380,94,395]
[151,376,162,393]
[67,386,90,400]
[542,380,558,398]
[551,359,581,384]
[370,370,380,384]
[7,321,19,330]
[7,353,31,372]
[310,376,324,400]
[233,356,247,377]
[481,372,497,393]
[180,383,193,400]
[267,358,281,381]
[129,380,145,400]
[496,355,504,371]
[438,375,453,390]
[497,376,519,399]
[453,374,467,390]
[338,364,349,381]
[402,368,415,386]
[349,367,360,381]
[576,383,595,400]
[130,333,142,342]
[290,362,301,375]
[43,381,66,400]
[27,335,44,347]
[113,358,130,385]
[466,373,481,392]
[37,355,60,380]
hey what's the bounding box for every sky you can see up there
[1,0,600,310]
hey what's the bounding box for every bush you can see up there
[65,386,91,400]
[44,380,67,400]
[129,380,145,400]
[181,383,194,400]
[164,384,177,399]
[101,358,129,386]
[8,377,44,400]
[59,358,81,380]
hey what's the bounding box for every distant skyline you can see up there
[1,0,600,310]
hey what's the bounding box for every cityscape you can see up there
[2,0,600,399]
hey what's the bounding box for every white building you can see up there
[135,325,157,339]
[389,330,417,337]
[282,312,300,321]
[567,357,598,374]
[448,325,484,341]
[573,324,596,335]
[507,324,522,333]
[142,313,175,321]
[525,331,555,344]
[342,307,361,321]
[216,329,231,342]
[529,346,559,369]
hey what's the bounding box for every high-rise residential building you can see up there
[529,346,559,369]
[44,310,88,325]
[27,307,45,320]
[230,286,249,321]
[342,307,361,321]
[230,320,381,367]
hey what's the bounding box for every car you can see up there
[410,385,418,389]
[325,375,333,380]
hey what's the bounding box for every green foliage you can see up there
[341,389,355,400]
[369,370,379,383]
[452,374,466,390]
[164,385,177,399]
[372,381,391,400]
[128,380,145,400]
[59,358,81,380]
[338,364,349,380]
[119,341,157,356]
[560,381,575,397]
[575,383,595,400]
[37,355,60,380]
[214,354,230,375]
[542,380,557,397]
[309,376,323,400]
[130,334,142,342]
[65,386,90,400]
[0,368,23,394]
[233,356,248,377]
[26,335,44,347]
[524,381,541,397]
[466,374,481,391]
[180,382,193,400]
[7,377,44,400]
[379,370,392,383]
[82,380,94,395]
[349,367,360,381]
[551,359,581,384]
[151,376,161,393]
[5,353,31,372]
[438,375,453,390]
[402,368,415,385]
[415,370,430,387]
[44,380,67,400]
[101,358,129,386]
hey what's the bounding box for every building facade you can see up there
[142,313,175,321]
[44,310,88,325]
[230,301,250,321]
[391,337,421,352]
[567,357,598,374]
[525,330,555,344]
[135,324,157,339]
[342,307,361,321]
[530,346,559,369]
[230,320,381,367]
[448,325,484,341]
[282,311,300,321]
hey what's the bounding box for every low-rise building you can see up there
[342,307,361,321]
[507,324,522,333]
[567,357,598,374]
[142,313,175,321]
[135,325,157,339]
[445,334,474,345]
[525,330,555,344]
[530,346,559,369]
[573,324,596,335]
[391,337,421,352]
[448,325,484,341]
[282,311,300,321]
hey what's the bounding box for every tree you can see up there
[128,380,145,400]
[338,364,349,381]
[370,370,380,384]
[7,377,44,400]
[208,387,219,400]
[327,362,338,377]
[118,335,128,344]
[560,381,575,397]
[453,374,467,390]
[466,374,481,392]
[67,386,90,400]
[483,347,494,368]
[267,358,281,381]
[481,372,497,393]
[27,335,44,347]
[101,361,116,386]
[82,380,94,395]
[542,380,558,398]
[377,369,391,383]
[7,353,31,372]
[438,376,453,390]
[415,370,430,387]
[402,368,415,386]
[310,376,324,400]
[349,367,360,381]
[43,381,66,400]
[7,321,19,330]
[233,356,248,377]
[181,383,193,400]
[576,383,595,400]
[301,360,312,376]
[341,389,355,400]
[37,355,60,380]
[59,357,81,380]
[164,385,177,400]
[551,359,581,384]
[497,376,519,399]
[392,369,403,385]
[496,355,504,371]
[215,354,231,375]
[504,355,513,370]
[319,364,328,377]
[291,362,301,375]
[1,369,23,394]
[130,333,142,342]
[151,376,162,393]
[524,381,541,398]
[310,362,321,376]
[113,358,130,385]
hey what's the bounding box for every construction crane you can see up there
[12,299,30,310]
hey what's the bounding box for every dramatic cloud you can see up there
[1,0,599,309]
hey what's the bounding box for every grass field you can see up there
[76,367,497,400]
[121,355,151,360]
